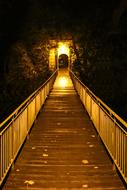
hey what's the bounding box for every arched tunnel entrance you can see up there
[49,40,73,70]
[57,43,70,69]
[58,54,68,68]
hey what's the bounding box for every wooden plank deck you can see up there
[2,69,126,189]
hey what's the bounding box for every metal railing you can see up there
[70,70,127,185]
[0,70,58,186]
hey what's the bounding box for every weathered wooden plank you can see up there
[2,69,126,189]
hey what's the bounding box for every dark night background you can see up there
[0,0,127,122]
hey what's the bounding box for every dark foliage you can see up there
[0,0,127,121]
[71,1,127,120]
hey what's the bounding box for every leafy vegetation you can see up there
[0,0,127,121]
[0,41,52,122]
[71,0,127,120]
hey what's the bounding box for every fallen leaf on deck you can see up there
[89,144,94,147]
[32,147,36,150]
[82,184,88,188]
[57,122,61,125]
[43,153,48,157]
[24,180,35,185]
[82,160,89,164]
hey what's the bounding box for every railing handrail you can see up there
[69,69,127,131]
[70,69,127,185]
[0,69,58,129]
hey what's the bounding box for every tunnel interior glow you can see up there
[58,43,69,56]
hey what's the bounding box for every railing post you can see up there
[27,106,29,132]
[125,135,127,180]
[97,102,100,133]
[0,70,57,187]
[12,117,14,160]
[90,96,92,120]
[35,94,37,118]
[113,119,116,160]
[69,69,127,185]
[0,133,2,182]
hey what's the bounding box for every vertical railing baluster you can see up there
[0,134,2,181]
[70,69,127,185]
[0,70,57,187]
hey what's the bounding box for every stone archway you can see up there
[58,54,68,68]
[57,43,70,69]
[49,48,56,70]
[49,40,73,70]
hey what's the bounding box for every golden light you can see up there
[59,77,68,87]
[54,69,73,88]
[58,43,69,56]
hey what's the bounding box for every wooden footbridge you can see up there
[1,69,127,189]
